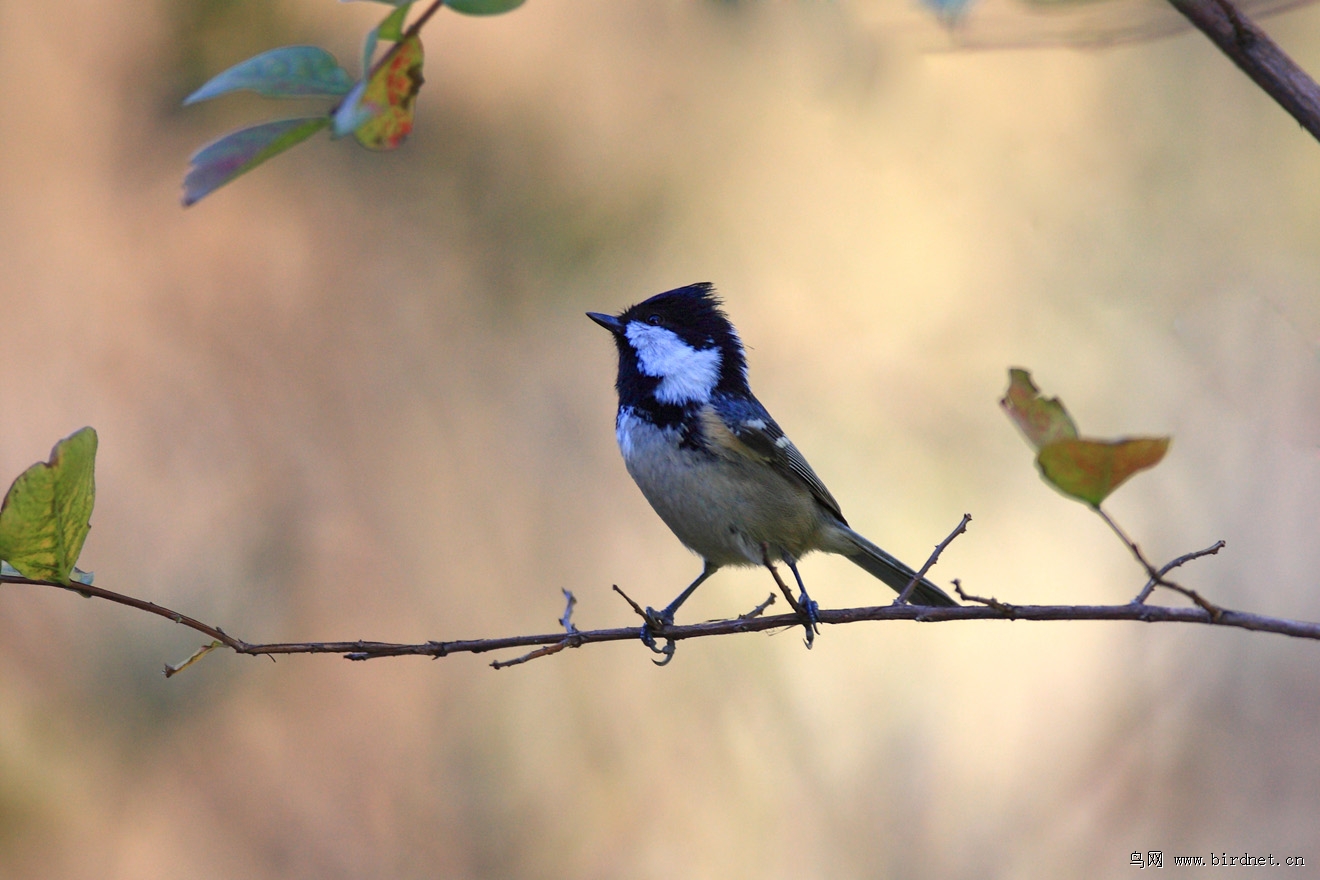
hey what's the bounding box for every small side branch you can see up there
[1095,509,1224,618]
[896,513,972,605]
[1134,540,1227,604]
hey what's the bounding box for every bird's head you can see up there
[588,283,749,407]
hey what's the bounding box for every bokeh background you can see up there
[0,0,1318,876]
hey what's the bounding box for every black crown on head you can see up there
[613,283,748,396]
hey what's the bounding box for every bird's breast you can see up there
[614,407,828,566]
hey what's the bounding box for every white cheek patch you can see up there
[625,322,722,405]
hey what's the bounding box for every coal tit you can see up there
[588,283,956,637]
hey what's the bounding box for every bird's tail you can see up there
[839,527,958,607]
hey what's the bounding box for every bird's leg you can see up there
[781,553,819,648]
[639,561,719,665]
[760,544,818,649]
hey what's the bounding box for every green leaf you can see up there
[184,46,354,104]
[1035,436,1170,507]
[1000,367,1079,450]
[0,428,98,585]
[378,3,413,40]
[445,0,525,15]
[361,3,414,76]
[183,116,331,206]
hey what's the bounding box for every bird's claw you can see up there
[641,606,677,666]
[797,591,819,649]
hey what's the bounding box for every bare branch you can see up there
[1169,0,1320,141]
[240,602,1320,661]
[3,532,1312,671]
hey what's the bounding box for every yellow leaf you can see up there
[0,428,98,584]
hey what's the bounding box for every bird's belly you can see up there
[618,415,825,566]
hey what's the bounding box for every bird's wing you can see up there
[703,393,846,524]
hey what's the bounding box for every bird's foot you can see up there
[640,606,677,666]
[796,590,819,649]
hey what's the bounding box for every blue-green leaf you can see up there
[183,117,330,205]
[445,0,525,15]
[184,46,354,104]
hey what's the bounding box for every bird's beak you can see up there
[586,311,624,334]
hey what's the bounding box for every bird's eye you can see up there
[646,314,663,326]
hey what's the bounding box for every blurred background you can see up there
[0,0,1318,876]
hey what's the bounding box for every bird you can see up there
[587,283,957,649]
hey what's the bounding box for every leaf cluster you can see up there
[181,0,524,205]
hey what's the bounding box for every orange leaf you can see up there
[1035,437,1171,507]
[1000,367,1078,450]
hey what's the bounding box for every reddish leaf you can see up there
[1000,367,1078,450]
[1036,437,1171,507]
[353,34,425,151]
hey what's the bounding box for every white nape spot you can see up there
[625,322,722,405]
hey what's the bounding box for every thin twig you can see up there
[738,593,778,620]
[1096,507,1224,618]
[491,639,576,669]
[1,575,249,651]
[611,584,648,620]
[487,588,585,668]
[896,513,972,605]
[559,588,578,634]
[1134,540,1227,604]
[954,579,1018,614]
[1166,0,1320,142]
